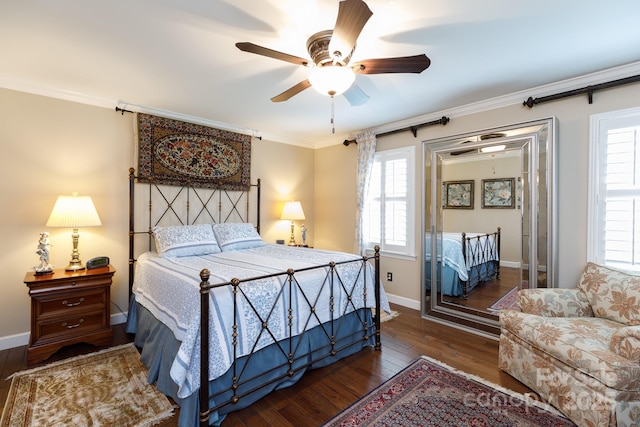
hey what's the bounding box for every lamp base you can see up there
[65,259,85,271]
[65,228,85,271]
[288,221,296,246]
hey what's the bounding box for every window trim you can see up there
[588,106,640,269]
[364,145,416,257]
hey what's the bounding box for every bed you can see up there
[425,228,501,298]
[124,168,389,427]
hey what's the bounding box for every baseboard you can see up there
[0,311,128,351]
[501,260,520,269]
[386,293,421,311]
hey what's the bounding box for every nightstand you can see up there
[23,265,115,364]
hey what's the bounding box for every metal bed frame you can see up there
[459,227,501,298]
[127,168,382,426]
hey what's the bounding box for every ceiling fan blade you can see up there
[236,42,309,67]
[343,83,369,106]
[329,0,373,62]
[352,54,431,74]
[271,80,312,102]
[450,149,477,156]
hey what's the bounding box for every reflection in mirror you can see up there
[422,118,557,335]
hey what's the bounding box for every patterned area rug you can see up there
[377,309,399,322]
[0,343,174,427]
[487,286,520,312]
[322,356,576,427]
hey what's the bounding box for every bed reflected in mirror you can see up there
[421,118,557,335]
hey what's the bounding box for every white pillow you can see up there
[152,224,220,258]
[212,223,264,252]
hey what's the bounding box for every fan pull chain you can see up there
[331,95,335,134]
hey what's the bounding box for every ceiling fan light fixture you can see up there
[308,65,356,97]
[480,144,507,153]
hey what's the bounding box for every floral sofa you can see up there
[499,262,640,427]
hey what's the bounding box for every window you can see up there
[363,146,415,257]
[588,107,640,271]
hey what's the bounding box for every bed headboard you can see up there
[127,167,261,299]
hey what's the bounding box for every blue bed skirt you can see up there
[126,299,375,426]
[425,261,498,297]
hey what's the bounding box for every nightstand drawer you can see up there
[36,310,108,339]
[37,288,106,318]
[28,276,111,295]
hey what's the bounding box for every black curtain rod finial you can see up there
[115,106,134,115]
[343,139,357,146]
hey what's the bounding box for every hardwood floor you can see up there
[436,266,523,312]
[0,304,534,426]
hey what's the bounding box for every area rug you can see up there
[322,355,575,427]
[376,309,399,322]
[0,343,174,427]
[487,286,520,312]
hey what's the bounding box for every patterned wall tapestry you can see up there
[136,113,251,191]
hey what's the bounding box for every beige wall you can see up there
[0,87,314,347]
[315,82,640,307]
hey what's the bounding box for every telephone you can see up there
[86,256,110,270]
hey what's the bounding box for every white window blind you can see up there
[589,107,640,271]
[363,146,415,256]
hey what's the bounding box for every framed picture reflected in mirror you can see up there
[481,177,515,209]
[443,180,474,209]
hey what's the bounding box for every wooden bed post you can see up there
[199,268,211,427]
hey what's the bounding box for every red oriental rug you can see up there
[487,286,520,312]
[322,356,575,427]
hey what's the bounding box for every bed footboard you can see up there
[460,227,501,299]
[198,246,382,426]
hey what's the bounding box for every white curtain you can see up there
[354,131,377,255]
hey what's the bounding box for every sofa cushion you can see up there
[577,262,640,326]
[500,310,640,391]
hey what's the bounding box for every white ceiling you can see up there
[2,0,640,148]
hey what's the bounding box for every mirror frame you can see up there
[421,117,558,335]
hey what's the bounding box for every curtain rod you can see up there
[343,116,450,146]
[114,106,262,140]
[523,74,640,108]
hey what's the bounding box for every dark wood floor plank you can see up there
[0,303,532,426]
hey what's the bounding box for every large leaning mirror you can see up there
[421,117,557,336]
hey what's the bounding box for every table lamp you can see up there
[46,192,102,271]
[281,201,305,246]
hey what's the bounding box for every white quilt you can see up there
[425,232,498,280]
[133,244,390,398]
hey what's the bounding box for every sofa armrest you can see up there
[610,326,640,361]
[517,288,594,317]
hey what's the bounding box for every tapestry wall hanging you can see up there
[136,113,251,190]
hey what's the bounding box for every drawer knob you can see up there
[62,319,84,329]
[62,298,85,307]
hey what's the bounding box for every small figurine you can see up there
[301,224,307,246]
[34,231,54,275]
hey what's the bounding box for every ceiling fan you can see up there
[236,0,431,106]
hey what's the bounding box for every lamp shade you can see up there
[308,65,355,97]
[281,201,305,221]
[46,194,102,228]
